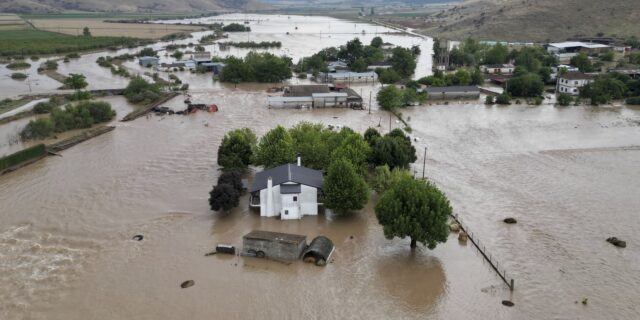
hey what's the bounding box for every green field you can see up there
[0,30,145,56]
[20,12,216,20]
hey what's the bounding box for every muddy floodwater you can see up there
[1,14,640,320]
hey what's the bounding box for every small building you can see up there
[249,158,323,220]
[318,71,378,84]
[557,72,595,95]
[550,65,579,81]
[284,85,330,97]
[242,230,307,260]
[267,96,314,108]
[312,92,348,108]
[302,236,334,266]
[424,86,480,100]
[199,62,225,74]
[138,56,159,67]
[546,42,611,62]
[481,64,515,75]
[326,60,349,73]
[611,67,640,79]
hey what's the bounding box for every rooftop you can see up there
[311,92,348,98]
[284,85,330,97]
[559,72,595,80]
[243,230,307,244]
[548,42,610,49]
[250,163,323,192]
[425,85,480,93]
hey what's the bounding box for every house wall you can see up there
[242,238,306,260]
[312,96,348,108]
[260,185,282,217]
[557,78,593,96]
[300,185,318,216]
[259,183,318,219]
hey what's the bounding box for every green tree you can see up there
[370,36,383,48]
[378,69,402,84]
[485,95,495,105]
[331,133,371,175]
[557,93,573,106]
[137,47,157,57]
[376,85,404,110]
[372,165,413,194]
[218,128,257,171]
[289,122,331,170]
[471,68,484,85]
[496,93,511,104]
[370,129,417,169]
[171,50,184,60]
[506,73,544,97]
[124,76,161,104]
[83,27,91,37]
[364,127,381,146]
[64,73,88,90]
[254,125,296,168]
[390,47,417,78]
[339,38,364,65]
[323,158,369,214]
[375,176,452,249]
[209,183,240,211]
[570,53,593,72]
[20,118,54,140]
[217,171,244,193]
[483,43,508,65]
[351,57,368,72]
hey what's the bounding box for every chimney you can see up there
[297,154,301,167]
[266,176,274,217]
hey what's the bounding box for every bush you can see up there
[124,77,161,104]
[208,183,240,211]
[65,53,80,59]
[33,101,55,114]
[20,119,54,140]
[533,96,543,105]
[0,144,46,172]
[222,23,251,32]
[10,73,27,80]
[67,91,92,101]
[496,93,511,105]
[626,96,640,105]
[217,171,244,193]
[44,60,58,70]
[557,93,573,106]
[6,61,31,70]
[485,95,495,105]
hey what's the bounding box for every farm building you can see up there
[424,86,480,100]
[138,56,159,67]
[481,64,515,75]
[242,230,307,260]
[317,71,378,84]
[546,42,611,62]
[249,157,323,220]
[268,85,362,109]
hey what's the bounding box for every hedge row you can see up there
[0,144,46,172]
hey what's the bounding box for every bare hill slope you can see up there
[0,0,267,13]
[419,0,640,41]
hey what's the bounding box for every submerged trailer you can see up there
[242,230,307,260]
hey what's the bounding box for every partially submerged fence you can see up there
[451,213,515,291]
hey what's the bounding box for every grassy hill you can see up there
[0,0,267,14]
[414,0,640,42]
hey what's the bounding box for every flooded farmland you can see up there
[1,14,640,320]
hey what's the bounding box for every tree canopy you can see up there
[506,73,544,97]
[218,128,257,171]
[209,183,240,211]
[369,129,417,169]
[220,52,292,83]
[323,158,369,214]
[375,176,451,249]
[253,125,296,168]
[64,73,88,90]
[390,47,417,78]
[376,85,404,110]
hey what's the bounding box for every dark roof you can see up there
[560,72,595,80]
[302,236,334,260]
[244,230,307,244]
[250,164,323,192]
[425,86,480,93]
[284,85,330,97]
[280,183,301,194]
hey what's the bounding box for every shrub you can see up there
[6,61,31,70]
[67,91,92,101]
[557,93,573,106]
[496,93,511,105]
[485,95,495,105]
[44,60,58,70]
[20,118,55,140]
[626,96,640,105]
[0,144,47,172]
[33,101,55,114]
[533,96,543,105]
[65,53,80,59]
[10,73,27,80]
[124,77,161,104]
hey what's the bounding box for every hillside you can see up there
[0,0,268,13]
[414,0,640,42]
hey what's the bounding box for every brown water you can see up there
[1,14,640,320]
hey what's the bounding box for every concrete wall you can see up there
[242,238,306,260]
[260,183,318,219]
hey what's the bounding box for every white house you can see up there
[481,64,515,75]
[557,72,594,96]
[249,158,323,220]
[318,71,378,84]
[546,42,611,62]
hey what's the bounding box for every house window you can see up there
[574,81,579,85]
[293,196,297,202]
[284,210,289,215]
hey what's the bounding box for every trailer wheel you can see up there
[256,251,265,258]
[315,258,326,267]
[303,255,317,264]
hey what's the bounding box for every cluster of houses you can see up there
[138,52,226,75]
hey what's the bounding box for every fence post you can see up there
[510,279,514,291]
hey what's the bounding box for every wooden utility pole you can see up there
[368,91,372,114]
[422,146,427,179]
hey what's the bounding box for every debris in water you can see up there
[582,298,588,305]
[204,251,217,256]
[606,237,626,248]
[503,217,517,224]
[132,235,144,241]
[181,280,194,288]
[502,300,514,307]
[458,231,468,242]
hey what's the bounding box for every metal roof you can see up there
[250,163,323,192]
[244,230,307,244]
[284,85,330,97]
[311,92,348,98]
[280,183,301,194]
[558,72,595,80]
[425,86,480,93]
[548,42,610,49]
[268,96,314,103]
